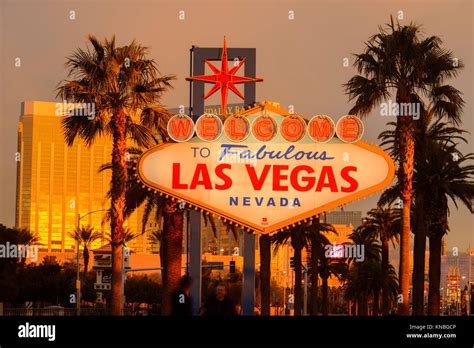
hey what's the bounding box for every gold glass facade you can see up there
[15,101,149,259]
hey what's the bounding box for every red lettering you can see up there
[229,119,245,137]
[310,119,330,137]
[290,165,315,191]
[315,166,338,192]
[340,166,358,192]
[272,165,289,191]
[172,163,188,189]
[342,119,358,138]
[201,118,217,137]
[169,118,192,138]
[245,164,271,190]
[190,164,212,189]
[215,164,232,190]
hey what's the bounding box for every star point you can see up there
[186,37,263,116]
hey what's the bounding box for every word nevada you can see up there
[167,114,364,143]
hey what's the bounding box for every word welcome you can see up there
[167,114,364,143]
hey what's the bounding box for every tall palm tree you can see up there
[57,35,174,315]
[363,208,400,315]
[69,225,102,275]
[379,118,468,314]
[417,142,474,315]
[272,220,336,316]
[345,18,464,314]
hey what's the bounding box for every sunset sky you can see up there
[1,0,472,251]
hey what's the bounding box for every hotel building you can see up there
[15,101,148,261]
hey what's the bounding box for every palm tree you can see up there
[308,215,336,315]
[272,229,304,316]
[69,225,102,275]
[318,257,348,315]
[379,118,468,314]
[346,224,383,315]
[148,230,162,252]
[57,35,174,315]
[363,208,400,315]
[105,227,141,245]
[417,142,474,315]
[272,220,336,316]
[6,227,40,266]
[345,259,398,316]
[345,18,464,314]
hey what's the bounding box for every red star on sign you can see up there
[186,36,263,116]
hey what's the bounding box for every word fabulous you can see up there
[167,114,364,144]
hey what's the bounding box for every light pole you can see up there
[468,245,472,316]
[303,264,308,315]
[75,209,109,316]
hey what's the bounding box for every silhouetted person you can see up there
[201,282,238,316]
[172,275,193,317]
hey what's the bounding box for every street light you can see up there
[75,209,109,316]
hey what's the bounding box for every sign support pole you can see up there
[189,45,258,315]
[242,232,256,315]
[189,210,202,315]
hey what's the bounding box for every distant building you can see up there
[325,211,362,229]
[15,101,148,262]
[441,250,473,304]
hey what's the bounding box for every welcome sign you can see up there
[136,102,395,234]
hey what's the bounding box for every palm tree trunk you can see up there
[373,290,380,316]
[358,296,368,316]
[310,234,319,315]
[321,275,329,315]
[293,246,303,316]
[412,191,427,315]
[161,201,184,315]
[396,113,415,316]
[111,108,127,316]
[83,246,89,276]
[428,233,442,315]
[259,234,271,316]
[381,238,390,315]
